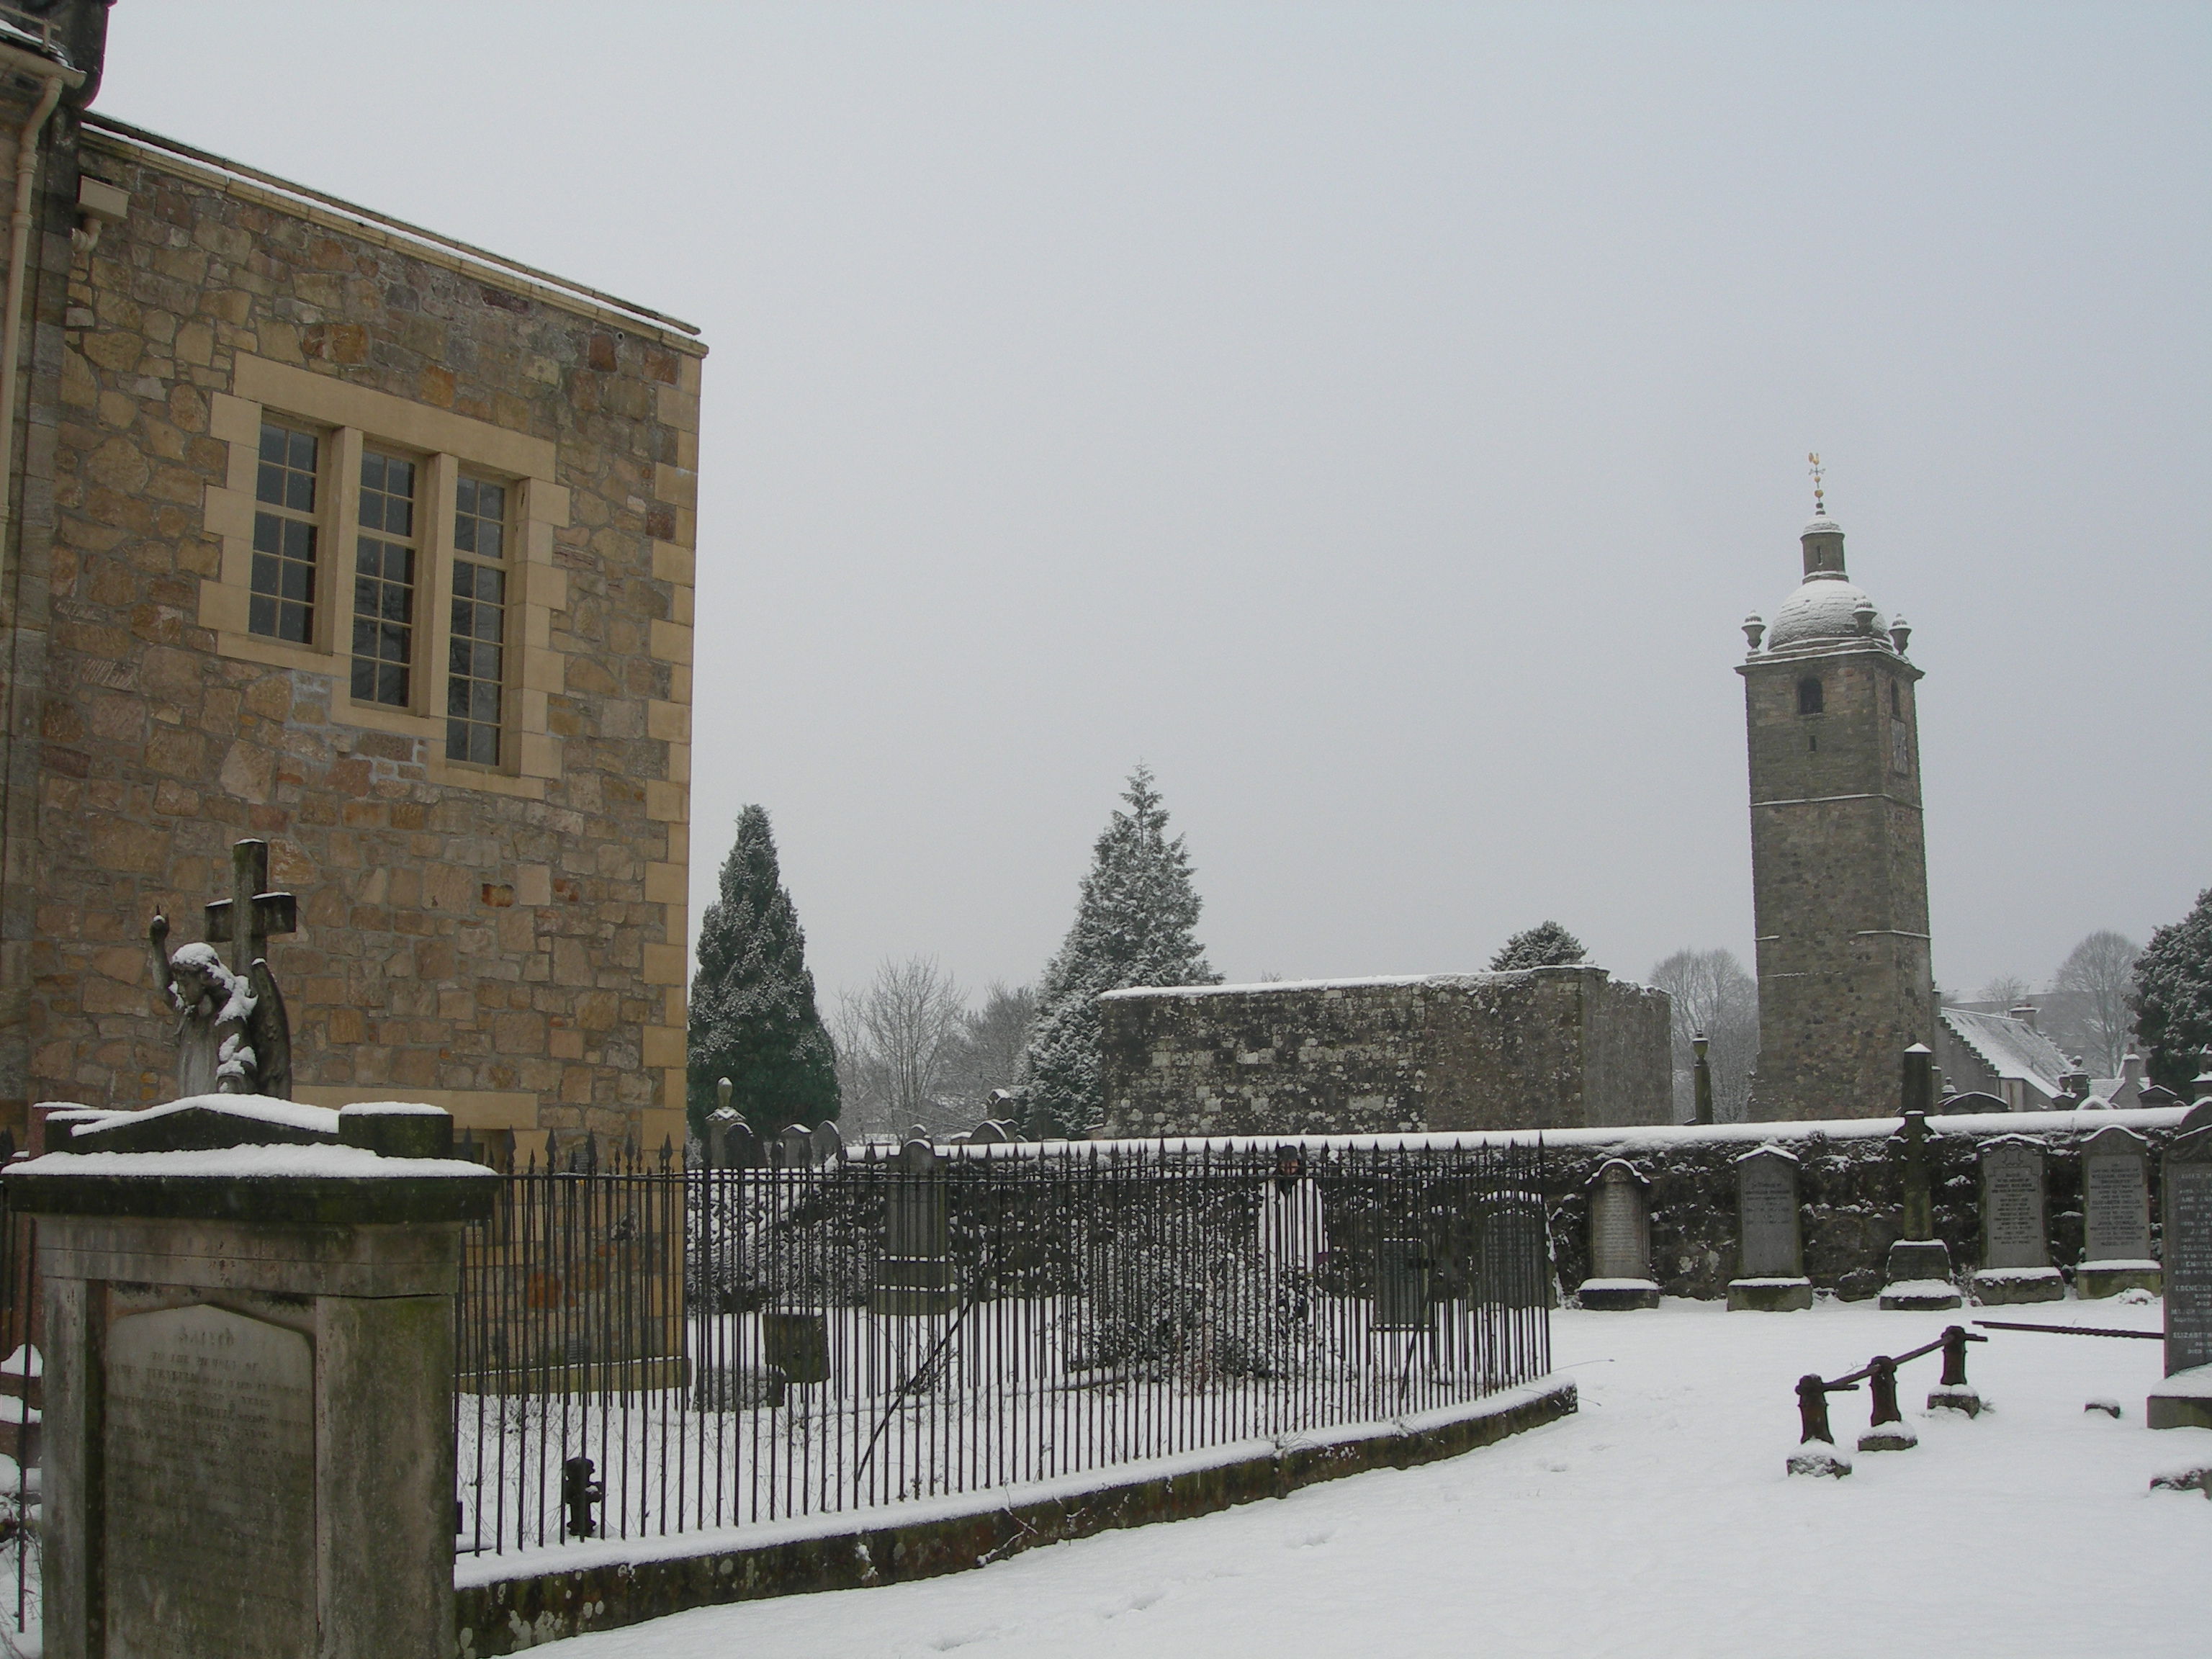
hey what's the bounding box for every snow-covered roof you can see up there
[1100,969,1606,1002]
[1763,572,1888,652]
[1802,517,1844,538]
[1941,1007,2073,1098]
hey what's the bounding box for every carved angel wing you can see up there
[247,956,295,1101]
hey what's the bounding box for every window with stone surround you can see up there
[447,475,508,766]
[1797,676,1823,716]
[204,356,572,799]
[251,420,321,644]
[351,449,419,706]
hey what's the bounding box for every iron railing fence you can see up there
[0,1151,37,1640]
[453,1136,1552,1560]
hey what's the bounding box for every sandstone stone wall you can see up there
[0,111,698,1149]
[1097,968,1673,1138]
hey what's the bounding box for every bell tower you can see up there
[1737,487,1931,1120]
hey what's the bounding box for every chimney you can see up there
[2007,1003,2038,1031]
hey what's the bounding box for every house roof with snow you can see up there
[1940,1007,2074,1101]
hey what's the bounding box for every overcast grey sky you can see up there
[104,3,2211,1008]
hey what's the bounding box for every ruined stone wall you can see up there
[0,120,699,1148]
[1097,969,1673,1138]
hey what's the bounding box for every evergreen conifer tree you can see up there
[687,806,840,1135]
[1490,921,1588,971]
[1025,766,1220,1136]
[2133,886,2212,1094]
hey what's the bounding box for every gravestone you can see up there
[1580,1159,1658,1310]
[779,1122,814,1169]
[1727,1145,1811,1310]
[1880,1098,1961,1310]
[1970,1136,2062,1304]
[2077,1124,2161,1298]
[2149,1102,2212,1429]
[7,1097,495,1658]
[1372,1236,1435,1331]
[811,1120,843,1165]
[971,1119,1008,1146]
[706,1109,757,1170]
[1479,1197,1552,1310]
[871,1138,956,1315]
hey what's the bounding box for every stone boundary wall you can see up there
[1537,1107,2189,1301]
[1065,1107,2190,1303]
[453,1379,1576,1654]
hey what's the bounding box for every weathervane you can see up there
[1807,451,1826,517]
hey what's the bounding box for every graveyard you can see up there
[0,9,2199,1658]
[515,1291,2203,1659]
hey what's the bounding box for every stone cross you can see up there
[203,838,297,979]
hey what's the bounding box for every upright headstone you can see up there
[971,1119,1008,1146]
[1580,1159,1658,1310]
[1478,1195,1553,1310]
[6,1099,495,1659]
[1692,1032,1714,1127]
[872,1138,956,1315]
[1969,1136,2063,1303]
[779,1122,814,1170]
[2149,1102,2212,1429]
[2077,1124,2160,1298]
[811,1120,844,1165]
[1880,1082,1961,1309]
[1728,1145,1811,1310]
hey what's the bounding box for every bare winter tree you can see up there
[1974,973,2032,1008]
[832,956,968,1135]
[1647,948,1759,1123]
[938,982,1038,1112]
[2043,930,2141,1075]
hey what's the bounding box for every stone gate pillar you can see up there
[5,1097,496,1659]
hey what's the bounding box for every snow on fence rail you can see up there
[451,1136,1552,1560]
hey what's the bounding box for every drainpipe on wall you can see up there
[0,45,84,541]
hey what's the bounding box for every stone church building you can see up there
[0,4,698,1152]
[1737,510,1930,1119]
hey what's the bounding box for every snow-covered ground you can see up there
[534,1294,2206,1658]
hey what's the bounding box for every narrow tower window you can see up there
[1797,677,1824,716]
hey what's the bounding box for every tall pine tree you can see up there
[2134,886,2212,1094]
[1024,766,1220,1136]
[687,806,840,1135]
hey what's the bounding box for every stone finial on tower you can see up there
[1743,613,1766,654]
[1889,613,1912,655]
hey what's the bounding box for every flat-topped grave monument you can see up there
[7,1092,496,1658]
[2150,1101,2212,1429]
[1728,1145,1811,1311]
[1970,1136,2063,1305]
[2078,1123,2161,1299]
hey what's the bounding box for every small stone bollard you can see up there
[1927,1323,1988,1416]
[1788,1372,1857,1478]
[1858,1355,1918,1452]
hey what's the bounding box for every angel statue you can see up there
[148,912,293,1100]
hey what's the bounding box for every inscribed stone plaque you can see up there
[104,1305,315,1658]
[1737,1150,1803,1280]
[2081,1127,2152,1264]
[1480,1204,1549,1310]
[1588,1164,1650,1281]
[2167,1151,2212,1375]
[1979,1139,2048,1272]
